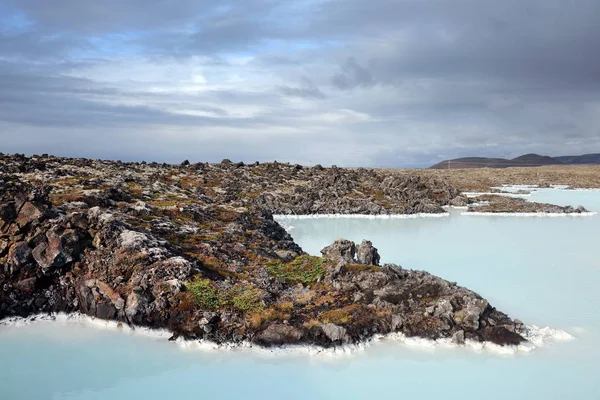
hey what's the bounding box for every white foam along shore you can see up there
[462,211,597,217]
[463,192,532,198]
[0,313,574,358]
[274,213,450,220]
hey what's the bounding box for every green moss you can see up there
[228,286,264,313]
[267,255,326,286]
[185,277,265,313]
[185,277,221,310]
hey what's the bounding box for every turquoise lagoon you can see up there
[1,188,599,399]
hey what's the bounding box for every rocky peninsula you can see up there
[467,194,589,214]
[1,154,529,347]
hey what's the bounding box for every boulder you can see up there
[32,229,84,273]
[452,330,465,345]
[0,202,17,222]
[321,239,356,265]
[481,326,524,345]
[356,240,380,266]
[256,323,304,346]
[96,280,125,310]
[412,199,443,214]
[125,291,149,323]
[321,323,349,343]
[16,202,43,229]
[7,242,32,273]
[450,196,468,207]
[453,298,488,331]
[355,271,389,290]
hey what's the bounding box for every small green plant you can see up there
[186,277,221,310]
[229,287,264,313]
[267,255,326,286]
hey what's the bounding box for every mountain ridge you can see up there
[431,153,600,169]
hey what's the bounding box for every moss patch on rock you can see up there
[267,255,326,286]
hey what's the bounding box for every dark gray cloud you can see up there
[278,78,326,99]
[332,58,375,90]
[1,0,600,166]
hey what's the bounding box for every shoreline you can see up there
[274,213,450,219]
[0,312,574,357]
[461,211,597,217]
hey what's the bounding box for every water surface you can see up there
[1,188,599,400]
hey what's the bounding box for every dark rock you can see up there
[481,326,524,345]
[125,291,149,323]
[16,202,44,229]
[321,239,355,265]
[452,298,488,331]
[356,240,380,266]
[0,202,17,221]
[7,242,32,273]
[32,229,86,274]
[256,323,304,346]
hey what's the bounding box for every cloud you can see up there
[278,78,326,99]
[1,0,600,166]
[332,58,375,90]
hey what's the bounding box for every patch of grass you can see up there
[320,304,360,325]
[185,277,221,310]
[313,293,337,307]
[126,182,145,197]
[303,319,321,329]
[49,192,86,206]
[361,187,386,201]
[179,176,207,189]
[292,290,315,306]
[184,277,266,313]
[227,285,264,313]
[196,234,219,241]
[214,207,240,222]
[247,301,294,328]
[267,255,326,286]
[174,292,196,312]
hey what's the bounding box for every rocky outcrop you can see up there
[0,154,527,348]
[356,240,380,266]
[0,154,464,216]
[468,195,590,214]
[321,239,356,266]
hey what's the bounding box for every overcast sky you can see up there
[1,0,599,167]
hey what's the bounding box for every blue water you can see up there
[1,188,599,400]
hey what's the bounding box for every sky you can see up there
[1,0,599,167]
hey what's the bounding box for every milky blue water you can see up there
[2,188,600,400]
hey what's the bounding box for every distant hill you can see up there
[430,153,599,169]
[430,157,520,169]
[554,154,600,165]
[511,153,562,166]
